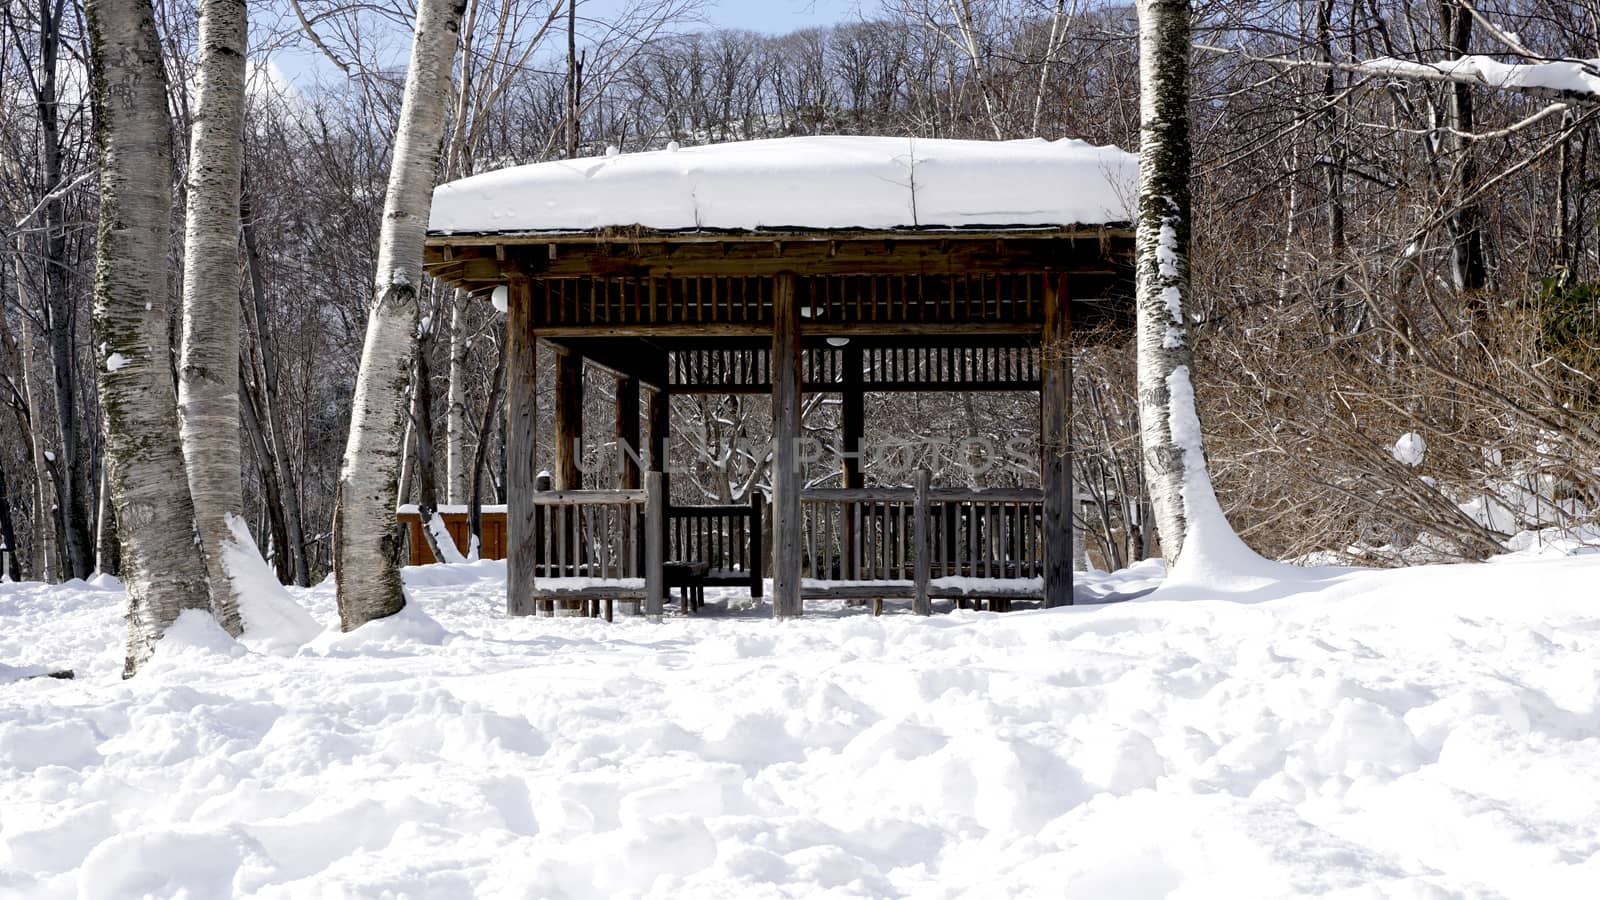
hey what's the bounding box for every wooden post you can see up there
[555,348,584,490]
[647,382,669,485]
[771,272,803,618]
[749,490,765,598]
[646,382,670,578]
[841,343,863,597]
[1042,274,1073,607]
[841,343,864,489]
[616,375,641,489]
[913,467,931,615]
[644,470,665,619]
[505,278,538,616]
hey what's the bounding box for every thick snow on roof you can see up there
[429,135,1137,235]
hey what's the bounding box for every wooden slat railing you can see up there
[528,489,645,581]
[801,473,1043,612]
[666,493,764,596]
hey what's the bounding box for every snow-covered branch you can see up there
[1200,44,1600,105]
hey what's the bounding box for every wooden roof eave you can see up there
[424,225,1134,287]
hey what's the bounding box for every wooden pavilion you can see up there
[420,136,1137,619]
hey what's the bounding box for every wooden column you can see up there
[647,384,669,476]
[841,343,863,590]
[505,278,538,616]
[644,470,665,618]
[616,375,641,489]
[554,349,584,490]
[771,273,803,618]
[841,344,864,489]
[1042,274,1073,607]
[913,467,931,615]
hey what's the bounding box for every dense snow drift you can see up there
[429,136,1138,234]
[2,551,1598,898]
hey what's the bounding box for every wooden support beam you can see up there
[616,376,641,489]
[644,470,665,619]
[913,467,932,616]
[771,272,803,619]
[841,343,864,590]
[554,349,584,490]
[647,385,669,475]
[1042,274,1073,608]
[425,232,1134,280]
[506,278,538,616]
[841,344,864,489]
[529,321,1044,339]
[542,337,666,390]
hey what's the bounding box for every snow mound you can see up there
[222,515,323,653]
[401,557,506,587]
[1157,367,1316,598]
[308,600,448,655]
[429,135,1137,234]
[142,609,247,672]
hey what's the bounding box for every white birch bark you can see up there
[1134,0,1201,565]
[333,0,466,630]
[86,0,214,676]
[177,0,247,635]
[444,288,469,503]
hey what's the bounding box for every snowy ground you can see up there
[2,548,1599,899]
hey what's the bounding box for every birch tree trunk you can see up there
[86,0,214,676]
[177,0,247,635]
[444,289,469,503]
[333,0,466,630]
[1134,0,1202,566]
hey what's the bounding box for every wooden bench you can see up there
[666,495,764,601]
[664,561,711,613]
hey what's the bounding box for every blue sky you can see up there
[261,0,866,89]
[694,0,863,32]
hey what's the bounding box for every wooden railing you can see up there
[927,490,1043,580]
[801,473,1043,611]
[666,494,764,596]
[528,489,645,583]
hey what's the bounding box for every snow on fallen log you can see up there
[0,663,74,683]
[429,135,1138,234]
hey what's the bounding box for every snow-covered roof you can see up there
[428,136,1137,235]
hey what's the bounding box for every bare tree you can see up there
[333,0,466,630]
[177,0,248,634]
[86,0,213,675]
[1136,0,1239,566]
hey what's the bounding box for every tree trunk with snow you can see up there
[177,0,247,635]
[1134,0,1202,566]
[333,0,465,630]
[86,0,214,675]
